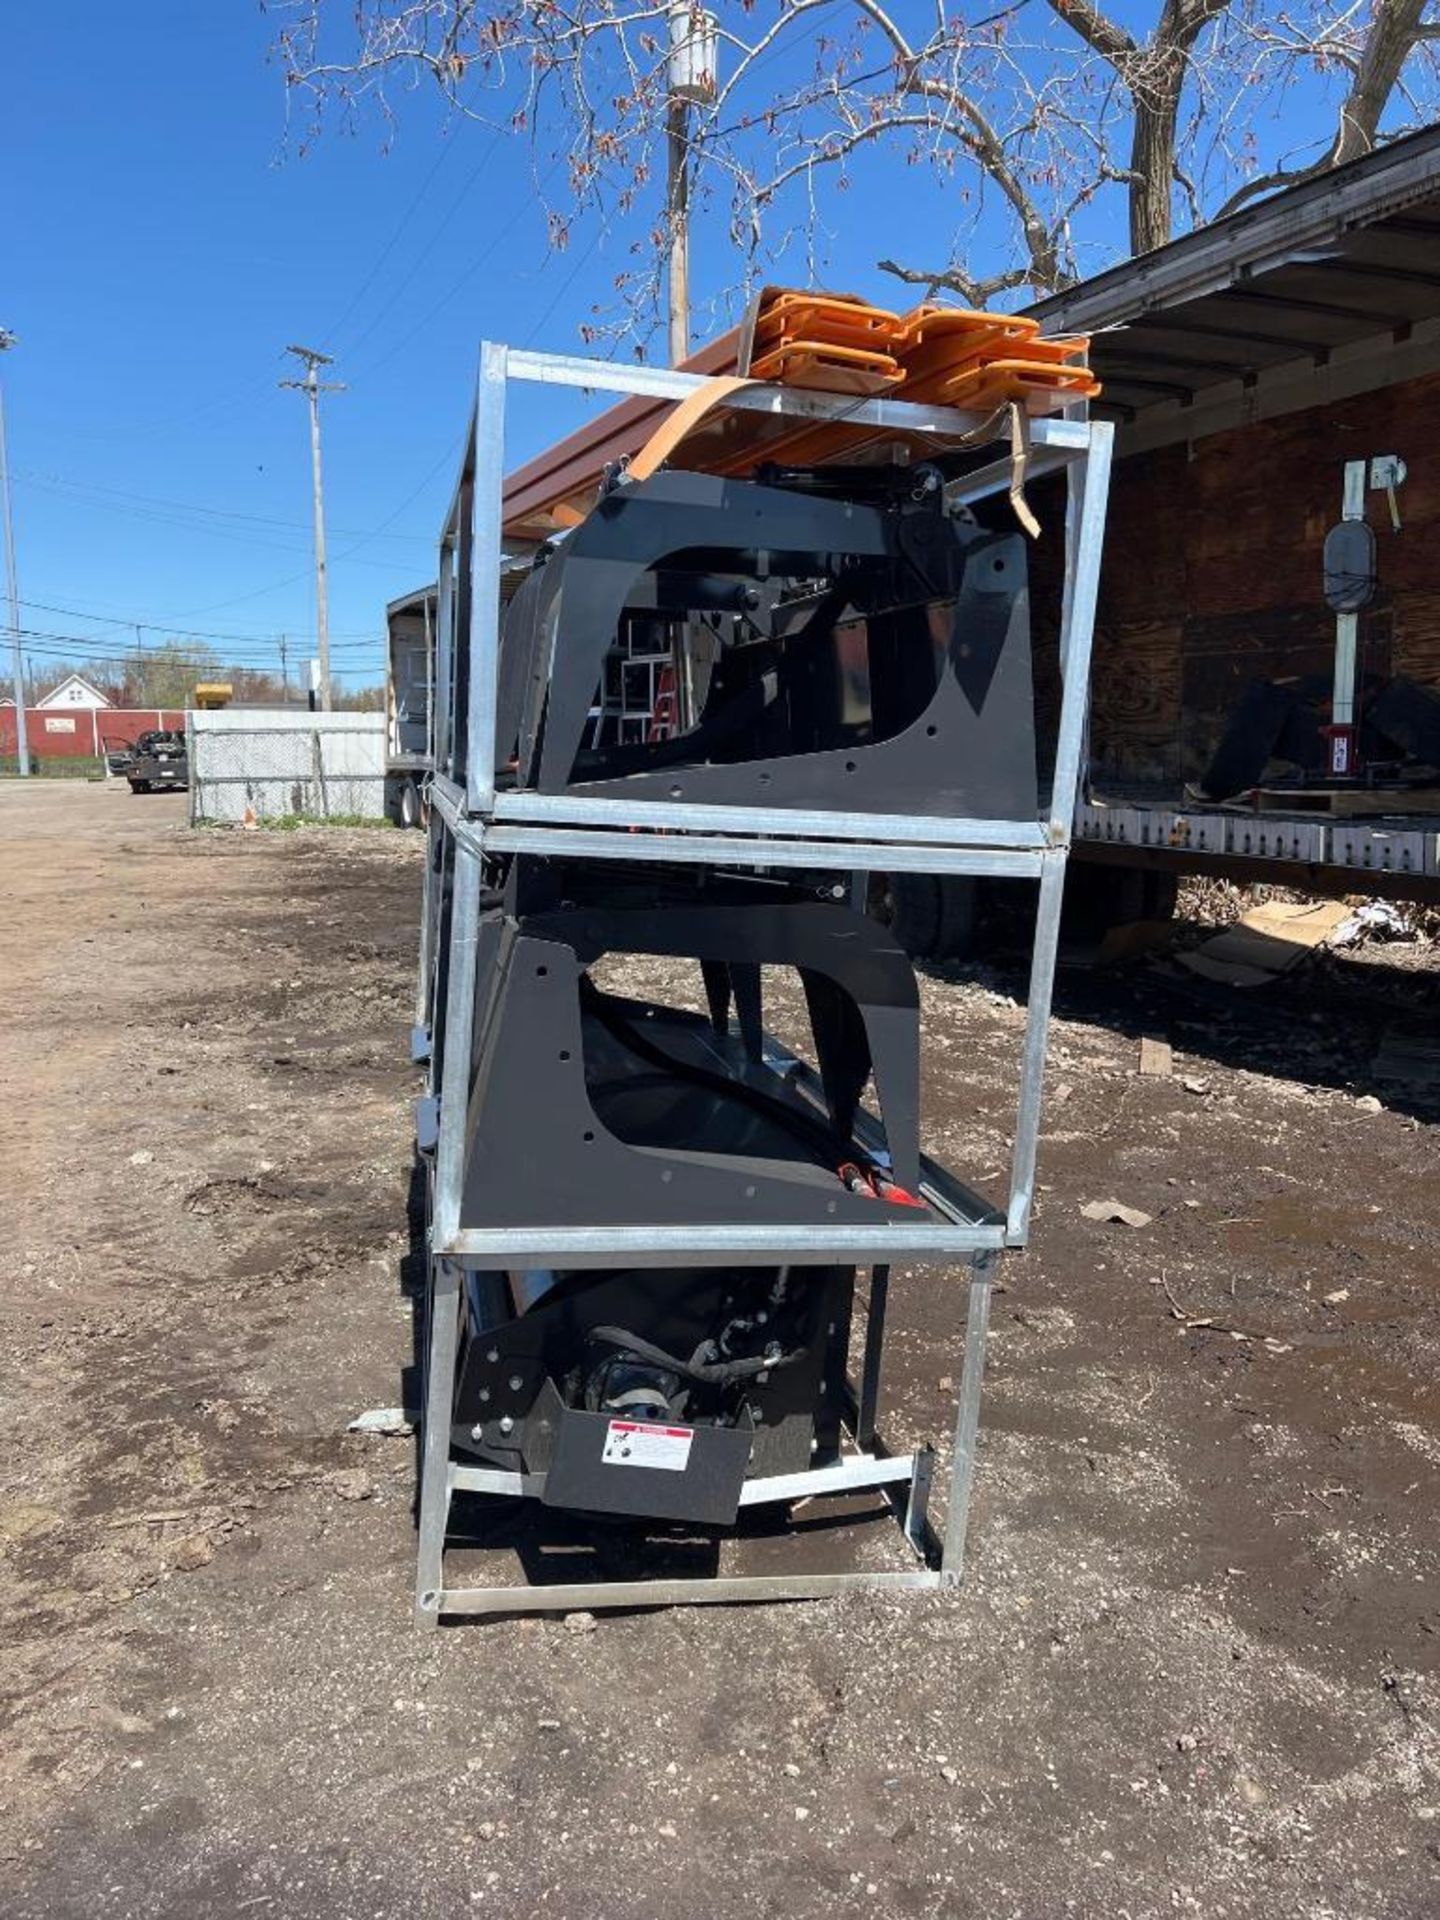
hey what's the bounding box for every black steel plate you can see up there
[541,1408,753,1526]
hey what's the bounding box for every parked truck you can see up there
[125,728,189,794]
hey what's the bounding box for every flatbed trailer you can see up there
[1074,797,1440,906]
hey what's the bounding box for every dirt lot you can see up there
[1,778,1437,1920]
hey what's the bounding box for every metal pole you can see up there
[0,330,30,777]
[941,1255,998,1581]
[666,96,691,368]
[281,345,345,713]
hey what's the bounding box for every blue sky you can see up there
[6,2,1347,692]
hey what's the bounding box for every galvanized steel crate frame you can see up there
[410,342,1114,1622]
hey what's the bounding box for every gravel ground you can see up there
[1,779,1437,1920]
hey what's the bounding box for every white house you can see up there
[35,673,112,711]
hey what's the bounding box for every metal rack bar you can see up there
[427,776,1047,879]
[431,839,482,1251]
[1007,853,1069,1245]
[503,344,1093,441]
[941,1257,997,1580]
[414,1260,462,1626]
[855,1265,890,1452]
[489,791,1055,851]
[430,1569,943,1617]
[479,825,1046,881]
[448,1452,919,1508]
[410,335,1107,1622]
[466,343,507,816]
[439,1221,1006,1265]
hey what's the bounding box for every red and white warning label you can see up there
[601,1420,694,1472]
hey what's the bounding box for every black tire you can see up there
[399,778,422,830]
[128,779,149,794]
[874,873,978,960]
[1141,869,1179,923]
[1064,862,1178,939]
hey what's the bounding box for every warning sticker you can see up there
[602,1420,694,1472]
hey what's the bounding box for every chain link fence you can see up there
[189,714,387,825]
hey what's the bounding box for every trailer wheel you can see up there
[399,778,424,830]
[129,779,149,794]
[1065,863,1178,938]
[872,873,977,960]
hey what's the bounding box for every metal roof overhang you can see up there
[386,583,438,621]
[1030,124,1440,443]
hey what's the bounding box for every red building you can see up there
[1,673,185,760]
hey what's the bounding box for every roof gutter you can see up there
[1029,125,1440,334]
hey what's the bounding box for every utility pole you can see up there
[279,633,289,704]
[665,6,718,368]
[281,344,345,712]
[665,90,691,369]
[0,328,30,777]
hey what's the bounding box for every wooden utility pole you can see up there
[666,96,691,368]
[281,345,345,712]
[665,6,718,368]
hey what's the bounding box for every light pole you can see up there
[0,328,29,777]
[665,5,718,368]
[281,344,345,712]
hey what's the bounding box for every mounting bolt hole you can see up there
[535,964,548,977]
[669,785,683,799]
[992,557,1005,573]
[582,1129,595,1142]
[925,724,938,737]
[558,1049,571,1061]
[844,760,857,773]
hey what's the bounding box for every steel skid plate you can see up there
[457,875,970,1241]
[496,468,1037,822]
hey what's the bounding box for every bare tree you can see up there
[123,641,218,711]
[271,0,1440,334]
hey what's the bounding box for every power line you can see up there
[150,424,452,626]
[40,354,290,447]
[14,630,384,674]
[20,598,375,647]
[15,617,381,660]
[318,134,463,352]
[524,226,607,348]
[338,128,506,366]
[349,155,562,382]
[14,468,431,544]
[12,474,414,573]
